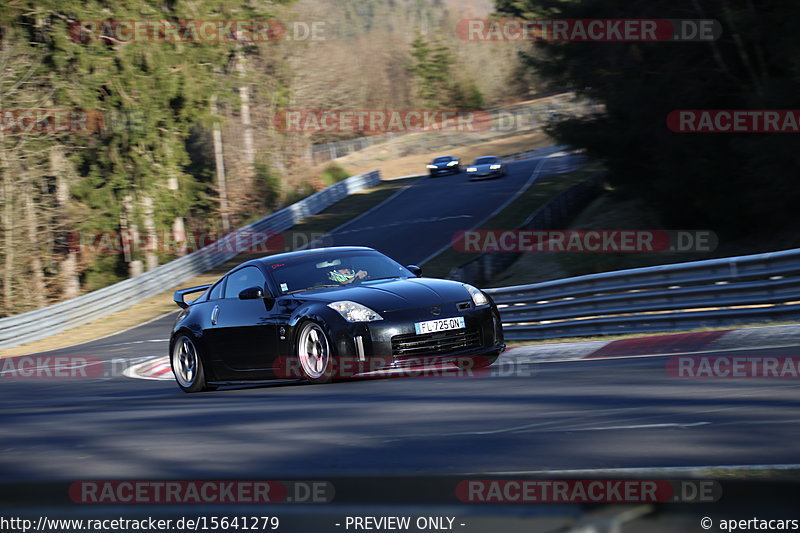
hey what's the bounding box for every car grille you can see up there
[391,329,482,360]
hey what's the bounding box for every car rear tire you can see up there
[296,322,334,384]
[171,334,215,393]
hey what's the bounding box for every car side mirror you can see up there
[238,286,264,300]
[406,265,422,277]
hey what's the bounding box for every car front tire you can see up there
[296,321,335,384]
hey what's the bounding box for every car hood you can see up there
[471,163,498,170]
[300,277,472,312]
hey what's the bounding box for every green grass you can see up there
[320,163,352,186]
[422,162,605,278]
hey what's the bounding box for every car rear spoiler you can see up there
[173,284,212,309]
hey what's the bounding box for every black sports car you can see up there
[170,246,505,392]
[426,155,461,176]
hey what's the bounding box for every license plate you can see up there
[414,316,466,335]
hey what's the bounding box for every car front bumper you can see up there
[429,166,459,175]
[468,169,503,179]
[330,303,505,371]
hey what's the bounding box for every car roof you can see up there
[234,246,378,272]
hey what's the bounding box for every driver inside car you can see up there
[328,265,368,284]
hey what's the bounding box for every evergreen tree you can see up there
[495,0,800,239]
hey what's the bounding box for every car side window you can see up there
[208,279,224,301]
[224,266,265,299]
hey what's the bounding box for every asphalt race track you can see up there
[2,340,800,482]
[318,150,570,265]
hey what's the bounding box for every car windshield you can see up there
[475,156,497,164]
[268,251,413,294]
[433,156,452,163]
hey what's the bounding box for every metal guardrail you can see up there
[0,170,381,350]
[499,145,568,163]
[486,247,800,340]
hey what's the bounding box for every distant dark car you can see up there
[466,156,506,180]
[426,155,461,176]
[170,246,505,392]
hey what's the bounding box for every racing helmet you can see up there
[328,267,355,283]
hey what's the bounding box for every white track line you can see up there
[473,464,800,476]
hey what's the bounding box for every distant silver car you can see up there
[466,156,506,180]
[426,155,461,176]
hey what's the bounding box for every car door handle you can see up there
[211,305,220,326]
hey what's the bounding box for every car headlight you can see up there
[427,164,437,169]
[463,284,489,307]
[328,301,384,322]
[467,167,477,172]
[489,164,502,169]
[447,160,458,166]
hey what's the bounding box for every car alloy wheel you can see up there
[171,334,213,393]
[297,322,333,384]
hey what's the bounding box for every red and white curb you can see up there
[506,323,800,364]
[124,356,172,381]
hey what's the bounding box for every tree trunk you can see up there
[167,176,187,255]
[0,55,11,314]
[235,53,256,173]
[1,158,13,315]
[52,146,80,299]
[23,176,46,308]
[141,195,158,271]
[211,95,231,231]
[121,194,142,277]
